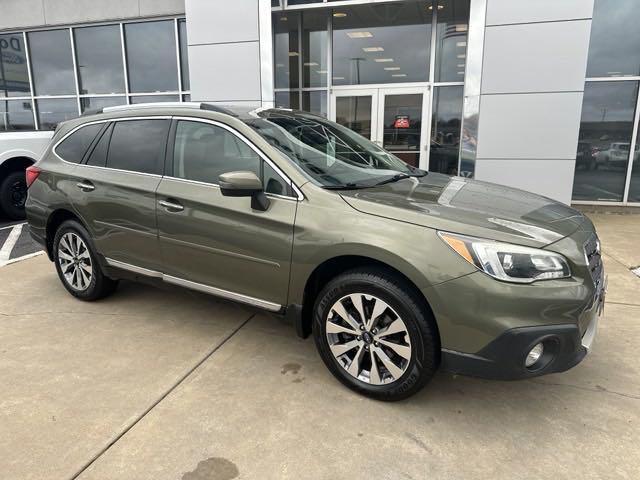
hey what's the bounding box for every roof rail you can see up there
[98,102,238,116]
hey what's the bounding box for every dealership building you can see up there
[1,0,639,207]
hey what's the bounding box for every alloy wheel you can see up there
[58,232,93,291]
[326,293,412,385]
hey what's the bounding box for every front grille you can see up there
[584,234,603,289]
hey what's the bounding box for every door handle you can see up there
[76,181,95,192]
[159,199,184,212]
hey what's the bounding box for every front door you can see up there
[155,118,297,310]
[330,86,430,169]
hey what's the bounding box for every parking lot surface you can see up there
[1,213,639,479]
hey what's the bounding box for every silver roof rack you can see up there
[103,102,203,112]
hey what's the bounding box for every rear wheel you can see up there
[53,220,118,301]
[313,268,438,401]
[0,171,28,220]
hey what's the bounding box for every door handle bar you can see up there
[159,200,184,212]
[76,181,95,192]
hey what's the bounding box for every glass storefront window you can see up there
[430,85,463,174]
[1,100,34,131]
[434,0,470,83]
[275,91,300,110]
[572,82,638,202]
[274,12,300,90]
[586,0,640,78]
[0,33,31,97]
[130,95,180,104]
[332,2,432,86]
[302,90,327,117]
[28,29,75,96]
[80,96,126,113]
[36,98,78,130]
[124,21,178,93]
[74,25,125,95]
[302,10,328,88]
[178,20,190,91]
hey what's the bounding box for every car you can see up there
[594,142,637,169]
[25,103,606,401]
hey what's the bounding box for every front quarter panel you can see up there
[287,184,476,306]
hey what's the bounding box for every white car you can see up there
[595,142,638,169]
[0,131,53,219]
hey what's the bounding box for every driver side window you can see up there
[172,120,292,196]
[173,120,260,184]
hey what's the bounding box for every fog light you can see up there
[525,343,544,368]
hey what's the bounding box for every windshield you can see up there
[244,109,423,188]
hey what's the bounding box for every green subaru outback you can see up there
[25,103,605,401]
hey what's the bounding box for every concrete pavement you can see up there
[0,214,639,479]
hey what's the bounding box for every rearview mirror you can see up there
[219,171,270,211]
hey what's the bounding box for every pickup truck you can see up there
[0,131,53,219]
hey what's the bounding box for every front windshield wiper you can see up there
[323,183,370,190]
[373,170,427,187]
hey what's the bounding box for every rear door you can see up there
[70,117,170,272]
[155,118,298,309]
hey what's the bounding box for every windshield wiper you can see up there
[322,183,370,190]
[373,170,428,187]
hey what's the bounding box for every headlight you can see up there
[438,232,571,283]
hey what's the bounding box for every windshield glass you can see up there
[244,109,422,188]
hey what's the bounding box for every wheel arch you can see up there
[294,254,440,352]
[45,208,89,260]
[0,156,35,178]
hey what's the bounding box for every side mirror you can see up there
[219,171,270,211]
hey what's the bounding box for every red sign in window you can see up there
[394,115,410,129]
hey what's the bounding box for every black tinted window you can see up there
[173,121,260,184]
[56,123,103,163]
[107,120,169,174]
[86,123,113,167]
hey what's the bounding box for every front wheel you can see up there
[313,268,439,401]
[53,220,118,301]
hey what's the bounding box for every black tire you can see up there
[52,219,118,301]
[0,171,28,220]
[313,267,438,401]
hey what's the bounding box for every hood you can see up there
[339,173,586,248]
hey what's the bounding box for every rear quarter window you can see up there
[55,123,104,163]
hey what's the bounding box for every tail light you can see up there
[26,166,41,188]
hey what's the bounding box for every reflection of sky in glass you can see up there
[587,0,640,77]
[75,25,125,94]
[580,82,638,123]
[125,21,178,93]
[29,30,75,95]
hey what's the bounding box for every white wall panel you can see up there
[188,42,261,103]
[475,159,576,204]
[185,0,259,45]
[482,20,591,94]
[477,92,584,160]
[486,0,594,26]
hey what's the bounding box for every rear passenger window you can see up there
[55,123,103,163]
[86,123,113,167]
[107,119,170,174]
[173,120,261,184]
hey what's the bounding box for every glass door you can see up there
[331,86,430,168]
[376,87,429,168]
[331,88,378,140]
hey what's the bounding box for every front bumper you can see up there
[437,272,605,380]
